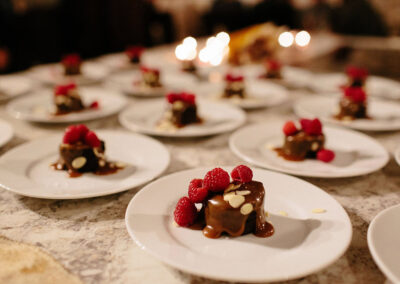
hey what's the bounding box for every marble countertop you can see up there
[1,70,400,283]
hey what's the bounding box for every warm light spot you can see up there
[295,31,311,47]
[216,31,230,46]
[183,36,197,49]
[278,32,294,47]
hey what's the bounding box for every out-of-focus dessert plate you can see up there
[125,167,352,283]
[199,80,289,109]
[309,73,400,100]
[119,99,246,137]
[106,70,197,97]
[294,96,400,131]
[7,87,127,123]
[394,146,400,167]
[0,119,13,147]
[0,74,33,101]
[368,204,400,284]
[0,131,169,199]
[229,122,389,178]
[29,62,110,85]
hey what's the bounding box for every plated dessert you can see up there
[173,165,274,239]
[125,46,145,64]
[61,54,82,76]
[335,86,368,121]
[139,66,162,88]
[52,124,124,177]
[53,83,99,115]
[158,92,201,130]
[262,59,282,79]
[275,118,335,162]
[346,66,368,88]
[223,74,246,99]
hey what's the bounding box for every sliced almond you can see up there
[236,190,251,196]
[99,160,106,167]
[312,208,326,214]
[278,211,288,217]
[311,142,319,151]
[240,203,253,215]
[265,211,269,217]
[172,101,185,110]
[229,195,245,208]
[93,148,104,158]
[116,161,126,168]
[223,192,236,201]
[71,156,86,169]
[225,183,241,193]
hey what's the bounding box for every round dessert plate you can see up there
[199,80,289,109]
[0,119,13,147]
[119,99,246,137]
[125,167,352,283]
[368,204,400,284]
[7,87,127,123]
[294,96,400,131]
[97,53,135,71]
[394,146,400,167]
[0,74,33,101]
[309,73,400,100]
[29,62,110,85]
[229,122,389,178]
[0,130,170,199]
[106,69,197,97]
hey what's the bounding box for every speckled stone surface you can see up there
[0,69,400,284]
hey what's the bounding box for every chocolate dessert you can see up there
[53,83,85,115]
[223,74,245,98]
[262,59,282,79]
[173,166,274,239]
[335,87,368,120]
[346,66,368,87]
[181,60,197,73]
[125,46,145,64]
[62,54,82,76]
[275,119,335,162]
[140,66,161,88]
[52,125,124,177]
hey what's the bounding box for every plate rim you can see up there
[125,166,353,282]
[0,119,13,148]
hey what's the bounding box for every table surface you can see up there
[1,47,400,284]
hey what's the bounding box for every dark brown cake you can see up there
[141,66,161,87]
[335,87,368,120]
[53,83,85,115]
[160,92,200,128]
[263,59,282,79]
[223,74,245,98]
[346,66,368,88]
[62,54,82,76]
[125,46,144,64]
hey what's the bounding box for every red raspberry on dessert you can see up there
[231,165,253,183]
[125,46,144,58]
[203,167,230,192]
[75,124,89,139]
[188,179,209,203]
[166,92,196,105]
[300,118,322,136]
[344,87,366,103]
[283,121,298,136]
[225,73,244,82]
[62,54,81,66]
[346,66,368,80]
[63,125,80,144]
[266,59,281,71]
[54,83,76,96]
[317,149,335,163]
[174,197,198,227]
[84,131,101,148]
[90,101,99,109]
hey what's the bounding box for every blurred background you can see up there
[0,0,399,76]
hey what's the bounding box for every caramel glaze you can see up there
[51,161,123,178]
[202,181,274,239]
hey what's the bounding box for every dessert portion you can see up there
[52,124,124,177]
[181,60,197,73]
[223,74,246,99]
[274,118,335,162]
[346,66,368,88]
[158,92,201,130]
[262,59,282,79]
[125,46,145,64]
[335,86,368,121]
[61,54,82,76]
[140,66,162,88]
[173,165,274,239]
[53,83,99,115]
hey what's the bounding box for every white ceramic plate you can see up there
[198,80,289,109]
[119,99,246,137]
[394,146,400,167]
[309,73,400,100]
[0,119,13,147]
[29,62,110,85]
[97,53,135,71]
[294,96,400,132]
[125,167,352,282]
[0,131,169,199]
[106,70,197,97]
[7,87,127,123]
[368,204,400,284]
[229,122,389,178]
[0,74,33,101]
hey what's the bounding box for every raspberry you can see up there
[180,93,195,104]
[173,197,197,227]
[203,168,230,192]
[344,87,366,103]
[90,101,99,109]
[225,73,244,82]
[283,121,298,136]
[188,179,208,203]
[231,165,253,183]
[140,65,159,75]
[63,125,80,144]
[62,54,81,66]
[266,59,281,71]
[317,149,335,163]
[300,118,322,136]
[54,83,76,96]
[346,66,368,80]
[84,131,101,148]
[75,124,89,140]
[125,46,144,58]
[166,92,195,104]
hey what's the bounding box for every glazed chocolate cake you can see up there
[140,66,161,88]
[346,66,368,87]
[53,125,124,177]
[181,60,197,73]
[263,59,282,79]
[62,54,82,76]
[335,86,368,120]
[275,119,334,162]
[125,46,144,64]
[173,166,274,239]
[223,74,245,98]
[53,83,85,115]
